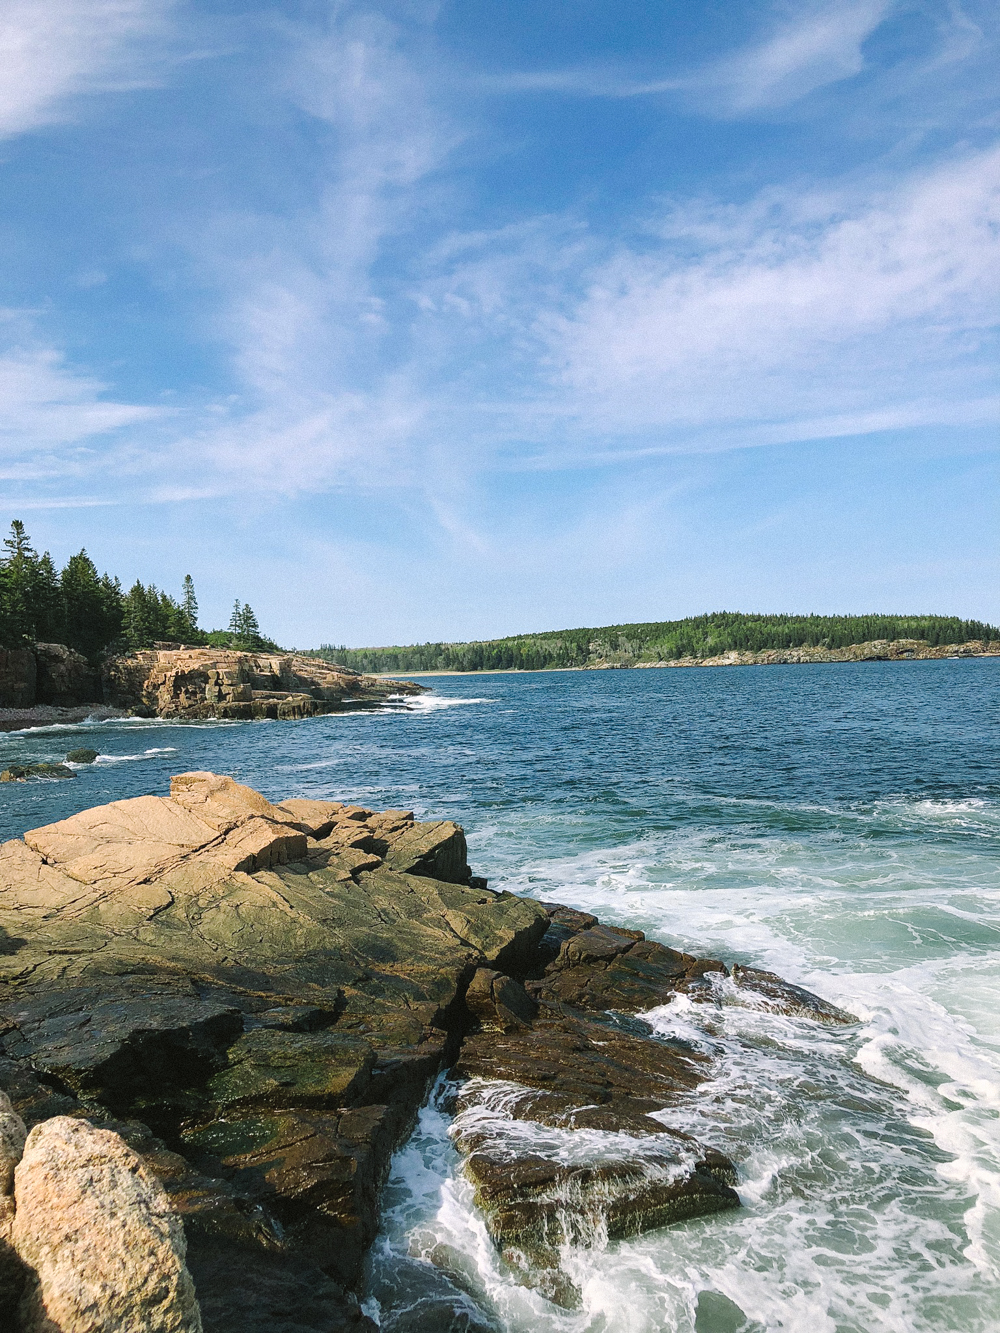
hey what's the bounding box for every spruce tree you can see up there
[181,575,199,639]
[61,551,106,658]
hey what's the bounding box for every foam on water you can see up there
[382,694,496,713]
[368,786,1000,1331]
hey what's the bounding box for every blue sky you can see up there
[1,0,997,645]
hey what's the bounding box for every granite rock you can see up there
[12,1116,202,1333]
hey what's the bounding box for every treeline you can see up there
[0,520,279,659]
[312,612,1000,674]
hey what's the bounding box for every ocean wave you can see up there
[84,747,179,766]
[381,694,495,713]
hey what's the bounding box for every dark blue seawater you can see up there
[3,660,999,1332]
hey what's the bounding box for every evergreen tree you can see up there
[122,581,169,650]
[0,521,61,644]
[228,600,243,635]
[61,551,107,659]
[181,575,199,639]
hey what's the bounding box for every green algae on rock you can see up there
[0,773,850,1330]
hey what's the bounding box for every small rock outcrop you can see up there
[0,765,75,783]
[0,776,851,1327]
[103,647,423,719]
[13,1116,202,1333]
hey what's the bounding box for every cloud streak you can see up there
[474,0,896,112]
[531,147,1000,451]
[0,0,175,138]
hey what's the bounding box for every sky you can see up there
[1,0,997,646]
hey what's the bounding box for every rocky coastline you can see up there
[0,645,422,730]
[0,773,852,1330]
[633,637,999,669]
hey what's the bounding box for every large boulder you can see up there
[12,1116,202,1332]
[0,774,546,1330]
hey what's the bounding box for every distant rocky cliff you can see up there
[102,646,423,720]
[0,645,99,710]
[0,644,422,720]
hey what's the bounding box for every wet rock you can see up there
[0,774,547,1327]
[0,774,850,1327]
[465,969,538,1033]
[12,1116,203,1332]
[454,1005,708,1125]
[463,1141,738,1305]
[0,763,75,783]
[65,749,98,764]
[730,965,854,1024]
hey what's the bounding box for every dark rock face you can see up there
[0,650,35,708]
[0,776,852,1327]
[0,644,100,709]
[32,642,100,707]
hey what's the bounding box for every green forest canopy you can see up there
[311,612,1000,674]
[0,520,278,659]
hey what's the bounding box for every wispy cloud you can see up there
[693,0,894,113]
[531,147,1000,452]
[475,1,896,111]
[0,341,162,468]
[172,5,455,494]
[0,0,173,138]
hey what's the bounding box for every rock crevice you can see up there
[0,775,851,1329]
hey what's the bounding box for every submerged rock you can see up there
[0,764,75,783]
[65,749,98,765]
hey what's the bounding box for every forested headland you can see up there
[0,520,278,659]
[311,612,1000,674]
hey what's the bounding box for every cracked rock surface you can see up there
[0,773,850,1327]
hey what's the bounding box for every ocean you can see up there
[2,659,998,1333]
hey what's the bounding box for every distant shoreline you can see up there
[379,643,1000,679]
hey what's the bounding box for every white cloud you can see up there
[0,344,162,468]
[170,5,456,494]
[535,147,1000,450]
[0,0,172,137]
[695,0,894,112]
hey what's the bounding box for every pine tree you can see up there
[123,582,158,650]
[230,602,262,647]
[0,521,61,644]
[181,575,199,640]
[61,551,106,658]
[228,600,243,636]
